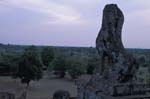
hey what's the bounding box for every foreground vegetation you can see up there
[0,43,150,85]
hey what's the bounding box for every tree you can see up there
[67,55,86,79]
[41,47,54,68]
[0,53,19,76]
[52,53,67,78]
[17,46,43,87]
[86,56,99,74]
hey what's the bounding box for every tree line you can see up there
[1,44,150,86]
[0,45,99,86]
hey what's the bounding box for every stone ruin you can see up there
[76,4,150,99]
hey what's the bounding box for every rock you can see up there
[95,4,138,83]
[53,90,70,99]
[76,4,138,99]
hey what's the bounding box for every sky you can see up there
[0,0,150,48]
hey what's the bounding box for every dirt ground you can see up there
[0,72,77,99]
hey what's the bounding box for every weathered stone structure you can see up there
[76,4,139,99]
[95,4,137,83]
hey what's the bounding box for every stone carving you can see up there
[76,4,138,99]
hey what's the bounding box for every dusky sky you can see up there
[0,0,150,48]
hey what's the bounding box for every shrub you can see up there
[52,53,67,78]
[67,56,86,79]
[68,65,84,79]
[136,66,150,83]
[86,56,99,74]
[41,47,54,68]
[0,54,20,76]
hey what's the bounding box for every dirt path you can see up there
[0,72,77,99]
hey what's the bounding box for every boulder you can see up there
[53,90,70,99]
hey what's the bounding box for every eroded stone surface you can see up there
[95,4,137,83]
[77,4,138,99]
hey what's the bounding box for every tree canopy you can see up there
[17,46,43,86]
[41,47,54,68]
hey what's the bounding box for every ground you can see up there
[0,71,77,99]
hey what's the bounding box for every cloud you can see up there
[126,8,150,26]
[0,0,84,25]
[69,0,101,4]
[136,0,150,6]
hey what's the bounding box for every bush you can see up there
[0,54,20,76]
[53,71,66,78]
[68,65,84,79]
[136,66,150,83]
[41,47,54,68]
[52,53,67,78]
[67,56,86,79]
[87,65,95,75]
[137,55,146,67]
[86,56,99,74]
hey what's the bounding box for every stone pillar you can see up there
[77,4,138,99]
